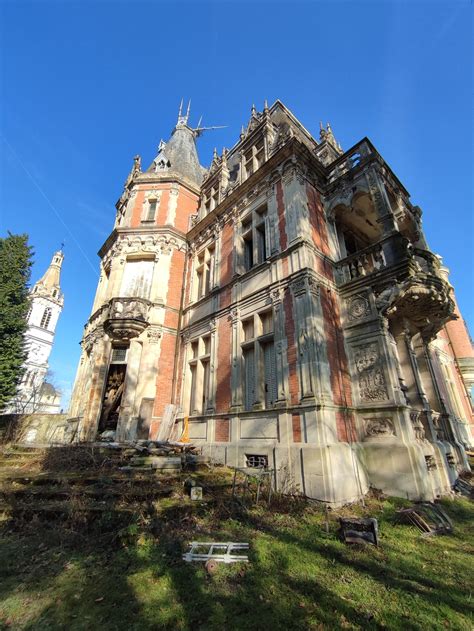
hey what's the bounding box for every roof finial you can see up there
[213,147,218,160]
[178,98,183,119]
[186,99,191,121]
[251,103,257,117]
[263,99,269,113]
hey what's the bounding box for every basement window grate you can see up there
[245,454,268,469]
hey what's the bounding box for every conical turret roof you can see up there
[147,102,206,187]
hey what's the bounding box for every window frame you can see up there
[240,310,276,411]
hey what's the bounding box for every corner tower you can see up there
[70,104,205,440]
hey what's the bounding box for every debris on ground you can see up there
[339,517,379,546]
[453,477,473,499]
[396,502,453,536]
[231,467,274,506]
[182,542,249,570]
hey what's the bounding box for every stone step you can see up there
[1,484,174,500]
[0,500,137,515]
[129,456,182,470]
[0,470,179,487]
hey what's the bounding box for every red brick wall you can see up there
[174,186,199,233]
[215,317,231,413]
[165,249,186,310]
[157,189,170,225]
[276,180,287,251]
[130,190,146,228]
[307,184,334,281]
[284,291,300,405]
[219,222,234,287]
[153,331,177,418]
[335,411,356,443]
[292,413,302,442]
[320,287,355,441]
[215,418,230,442]
[444,294,474,359]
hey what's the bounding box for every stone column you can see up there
[116,337,143,441]
[365,167,406,266]
[79,331,111,441]
[207,319,217,412]
[271,289,290,406]
[266,182,280,255]
[230,308,243,411]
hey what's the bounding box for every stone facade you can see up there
[69,100,473,504]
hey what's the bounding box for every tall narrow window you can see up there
[146,200,157,222]
[194,246,216,301]
[143,194,160,223]
[241,205,269,272]
[187,335,213,415]
[241,310,276,411]
[40,307,52,329]
[263,341,277,407]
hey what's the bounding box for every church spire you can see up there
[33,249,64,302]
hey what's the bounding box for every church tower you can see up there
[7,249,64,413]
[70,103,205,440]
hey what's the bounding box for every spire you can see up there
[177,98,191,127]
[147,99,205,186]
[33,249,64,301]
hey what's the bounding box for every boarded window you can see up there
[263,341,277,407]
[120,259,154,299]
[244,346,256,411]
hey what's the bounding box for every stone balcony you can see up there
[85,297,151,343]
[336,239,455,339]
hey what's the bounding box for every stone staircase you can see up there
[0,443,209,525]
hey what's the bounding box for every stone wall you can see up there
[0,413,69,445]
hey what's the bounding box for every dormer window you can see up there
[243,139,265,179]
[203,186,219,216]
[40,307,52,329]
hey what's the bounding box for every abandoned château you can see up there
[68,100,473,504]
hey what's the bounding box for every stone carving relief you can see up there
[410,410,430,443]
[354,342,388,402]
[364,417,395,440]
[147,326,163,343]
[347,294,371,322]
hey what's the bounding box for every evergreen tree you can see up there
[0,234,33,411]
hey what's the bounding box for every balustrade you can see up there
[336,242,386,284]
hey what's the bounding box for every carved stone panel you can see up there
[364,417,394,440]
[353,342,389,402]
[347,294,371,322]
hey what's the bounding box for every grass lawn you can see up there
[0,473,472,631]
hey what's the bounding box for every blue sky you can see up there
[0,0,472,408]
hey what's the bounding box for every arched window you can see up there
[40,307,52,329]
